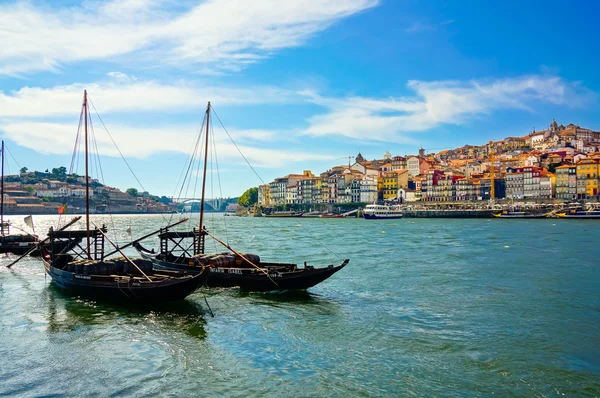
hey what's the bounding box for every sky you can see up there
[1,0,599,198]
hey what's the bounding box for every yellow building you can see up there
[258,184,271,206]
[576,158,600,199]
[382,170,409,200]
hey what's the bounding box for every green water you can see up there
[1,214,599,397]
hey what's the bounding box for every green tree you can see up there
[238,187,258,207]
[126,188,139,197]
[20,167,28,174]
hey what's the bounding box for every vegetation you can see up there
[20,167,28,174]
[126,188,139,197]
[238,187,258,207]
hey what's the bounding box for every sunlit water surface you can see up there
[1,214,599,396]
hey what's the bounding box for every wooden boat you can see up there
[134,241,348,291]
[0,140,39,255]
[134,102,349,291]
[42,90,207,303]
[319,212,343,218]
[262,211,303,217]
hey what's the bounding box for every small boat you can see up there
[556,203,600,219]
[492,210,549,218]
[0,141,39,255]
[319,212,343,218]
[135,102,349,291]
[363,204,403,219]
[262,211,303,217]
[42,90,207,303]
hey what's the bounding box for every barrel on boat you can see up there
[208,254,236,267]
[189,254,210,266]
[236,253,260,267]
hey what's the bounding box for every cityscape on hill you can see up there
[256,120,600,209]
[0,166,236,215]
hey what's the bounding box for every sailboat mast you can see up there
[1,140,4,235]
[83,90,91,259]
[198,102,210,254]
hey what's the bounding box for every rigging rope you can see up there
[211,107,266,185]
[87,97,170,225]
[211,106,342,260]
[5,146,22,170]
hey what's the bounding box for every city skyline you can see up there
[1,0,599,197]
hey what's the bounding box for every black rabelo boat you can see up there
[0,140,39,255]
[134,102,349,291]
[42,90,207,303]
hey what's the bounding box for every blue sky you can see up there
[1,0,598,198]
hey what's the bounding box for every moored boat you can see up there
[363,204,403,219]
[135,102,349,291]
[134,241,348,291]
[492,210,549,218]
[262,211,303,217]
[42,90,207,304]
[556,203,600,219]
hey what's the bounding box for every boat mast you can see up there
[197,102,210,254]
[1,140,4,235]
[83,90,91,259]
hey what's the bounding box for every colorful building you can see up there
[576,158,600,199]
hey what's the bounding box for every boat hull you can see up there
[557,214,600,219]
[363,213,403,219]
[0,242,39,255]
[43,259,206,303]
[135,244,348,292]
[492,213,548,218]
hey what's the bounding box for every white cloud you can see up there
[0,0,378,75]
[0,80,298,118]
[302,75,594,141]
[0,121,334,167]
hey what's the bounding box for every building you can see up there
[360,177,378,203]
[269,174,305,205]
[382,169,408,200]
[555,165,576,200]
[407,157,420,178]
[257,184,270,206]
[576,158,600,199]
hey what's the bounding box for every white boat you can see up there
[363,204,403,219]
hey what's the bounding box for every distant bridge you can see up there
[174,198,224,210]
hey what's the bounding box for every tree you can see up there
[238,187,258,207]
[20,167,28,174]
[126,188,139,197]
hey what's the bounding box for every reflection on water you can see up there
[44,284,208,340]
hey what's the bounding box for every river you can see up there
[1,214,599,396]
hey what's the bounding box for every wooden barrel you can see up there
[209,254,236,267]
[190,254,210,266]
[236,253,260,267]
